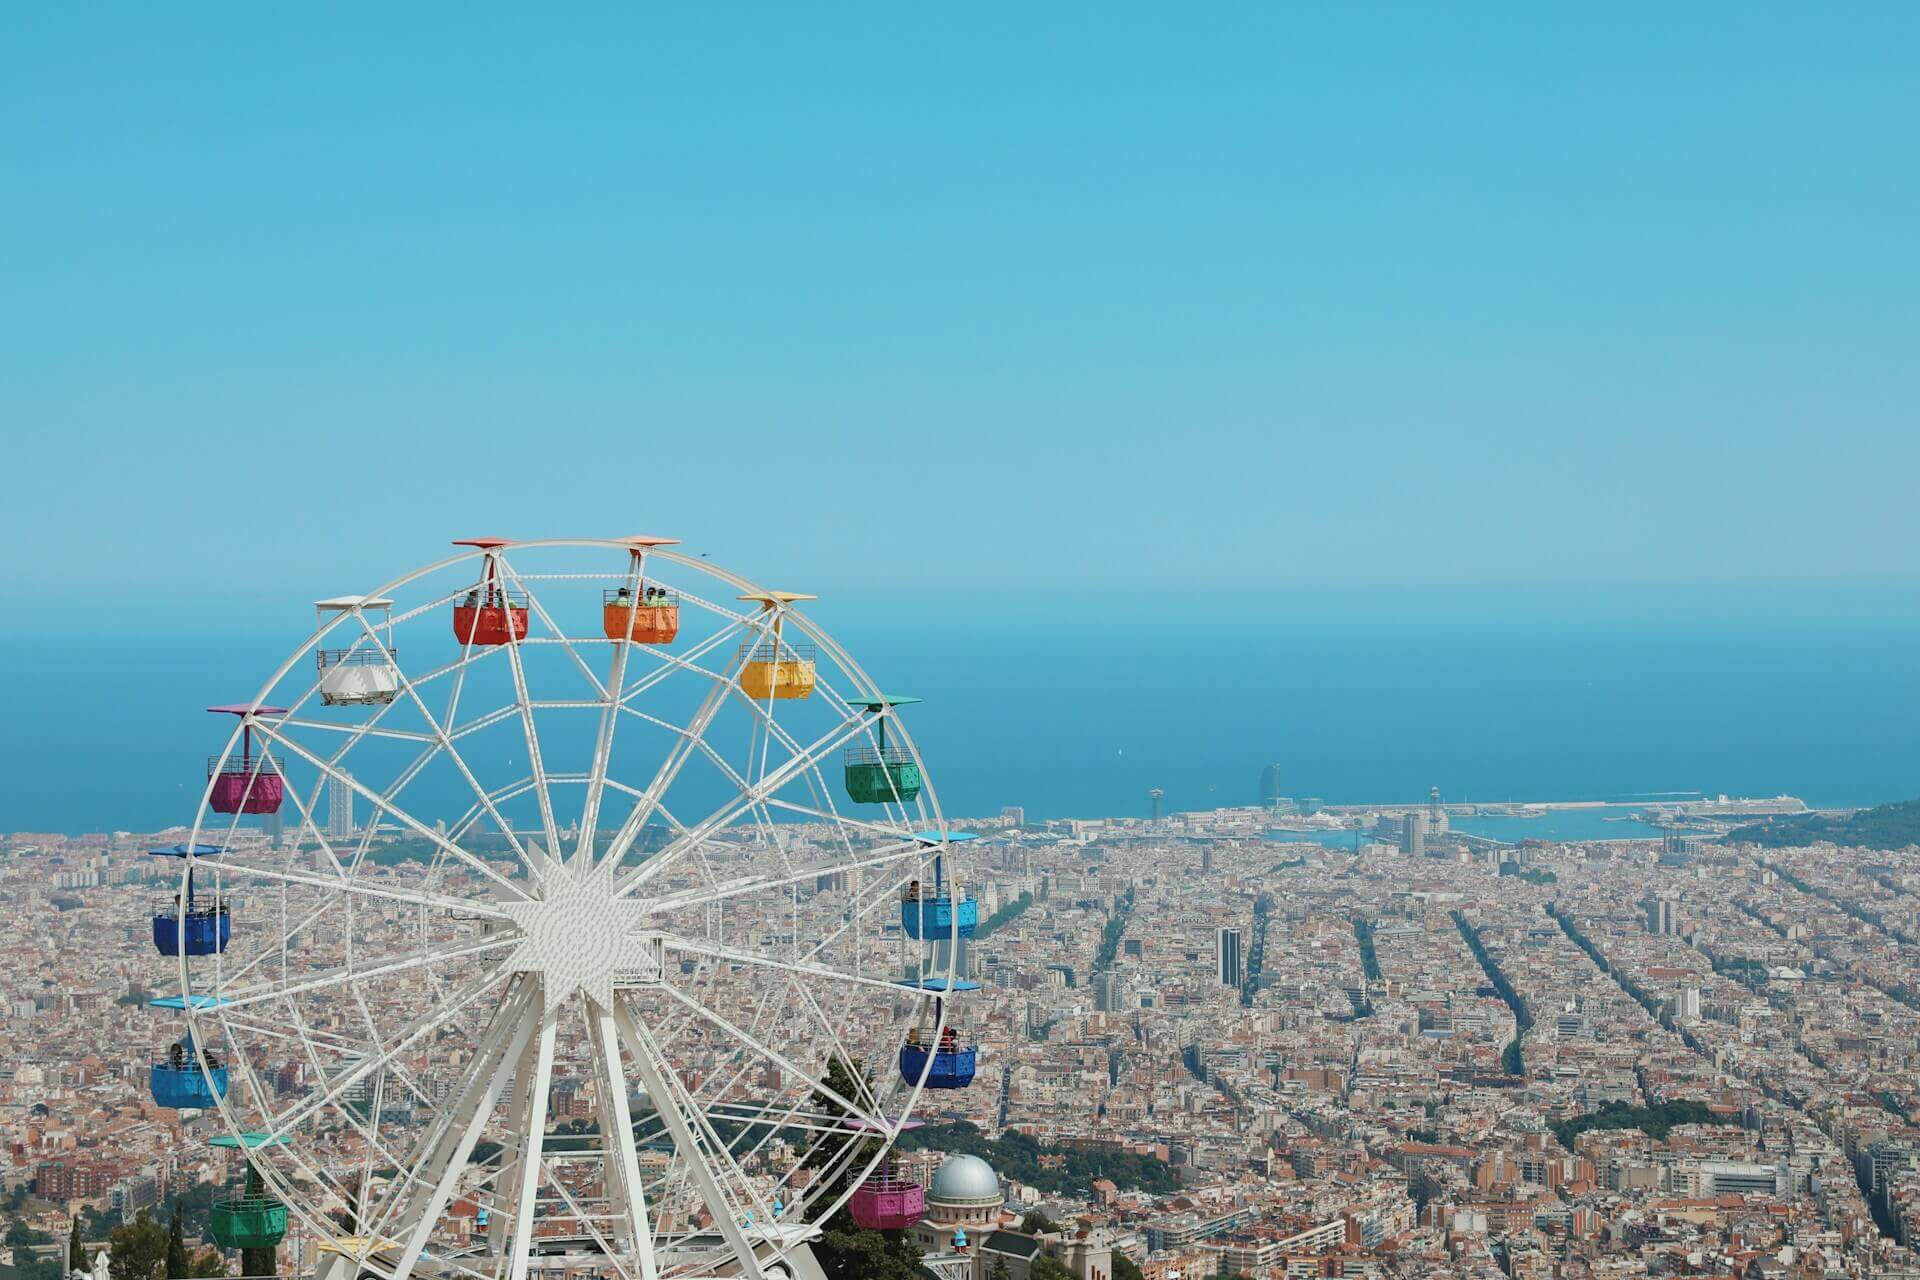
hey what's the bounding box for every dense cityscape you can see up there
[15,783,1920,1280]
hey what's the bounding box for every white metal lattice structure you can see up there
[164,538,966,1280]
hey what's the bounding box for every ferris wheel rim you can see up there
[162,537,970,1280]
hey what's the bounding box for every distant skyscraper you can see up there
[1427,786,1448,834]
[265,809,284,849]
[1401,812,1428,857]
[1645,898,1678,936]
[1000,806,1025,828]
[1259,764,1285,808]
[1092,971,1120,1012]
[1216,928,1244,988]
[329,772,355,840]
[1148,788,1164,821]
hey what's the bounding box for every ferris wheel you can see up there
[143,537,983,1280]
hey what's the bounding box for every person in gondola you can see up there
[168,1042,185,1069]
[612,586,633,607]
[904,879,920,902]
[939,1026,958,1054]
[906,1027,922,1048]
[464,589,479,608]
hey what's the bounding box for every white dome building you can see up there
[928,1155,1003,1225]
[910,1154,1007,1257]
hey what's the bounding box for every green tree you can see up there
[7,1222,55,1249]
[107,1211,168,1280]
[800,1054,919,1280]
[1020,1210,1060,1235]
[69,1218,85,1273]
[186,1251,226,1278]
[1031,1256,1074,1280]
[1112,1254,1144,1280]
[164,1205,187,1280]
[988,1260,1012,1280]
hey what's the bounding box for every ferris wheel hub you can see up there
[498,864,656,1008]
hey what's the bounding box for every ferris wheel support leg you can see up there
[500,997,559,1280]
[609,1000,768,1280]
[385,981,539,1280]
[485,997,545,1257]
[586,997,659,1280]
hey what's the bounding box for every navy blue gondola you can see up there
[149,844,232,957]
[899,1043,978,1089]
[153,909,232,957]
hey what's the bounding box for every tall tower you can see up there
[1216,928,1244,988]
[1259,764,1285,808]
[1149,788,1164,821]
[329,771,355,840]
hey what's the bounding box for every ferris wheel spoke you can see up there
[213,932,519,1011]
[496,555,609,701]
[613,612,757,714]
[498,620,564,884]
[595,638,757,877]
[760,796,920,842]
[351,608,548,881]
[212,857,512,920]
[660,937,916,1002]
[574,641,626,868]
[586,997,659,1280]
[250,956,515,1142]
[247,720,531,900]
[615,711,875,899]
[276,715,439,745]
[643,841,921,916]
[651,982,886,1132]
[609,1002,769,1280]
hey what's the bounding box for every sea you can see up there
[4,606,1917,836]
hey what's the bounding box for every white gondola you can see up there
[314,596,401,706]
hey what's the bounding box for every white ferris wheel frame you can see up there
[160,539,972,1280]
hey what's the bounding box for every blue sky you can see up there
[4,6,1917,622]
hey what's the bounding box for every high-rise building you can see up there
[1644,898,1678,935]
[329,772,355,840]
[1092,971,1120,1012]
[1259,764,1285,808]
[1000,806,1025,828]
[1148,788,1164,821]
[1660,831,1701,865]
[1427,786,1449,835]
[1401,812,1428,857]
[1217,928,1244,988]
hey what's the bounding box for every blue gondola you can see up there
[149,844,232,957]
[901,835,980,940]
[901,894,980,940]
[899,1042,978,1089]
[150,1036,229,1109]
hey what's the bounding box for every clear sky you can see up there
[3,6,1916,620]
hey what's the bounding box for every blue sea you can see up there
[6,604,1918,834]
